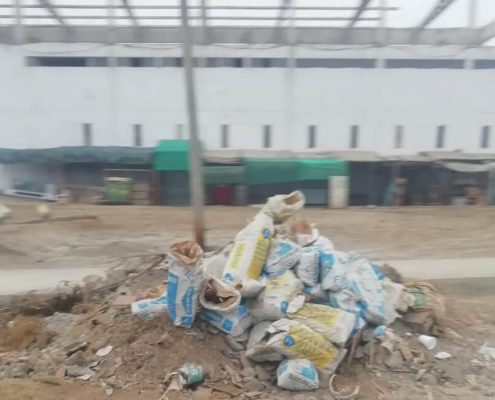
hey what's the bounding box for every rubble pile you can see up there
[0,192,471,399]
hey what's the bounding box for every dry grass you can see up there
[0,315,42,351]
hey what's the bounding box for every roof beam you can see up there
[38,0,66,26]
[348,0,371,27]
[417,0,457,29]
[480,18,495,44]
[2,26,480,46]
[122,0,137,26]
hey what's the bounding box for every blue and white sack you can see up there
[201,300,252,337]
[131,291,168,321]
[265,237,302,277]
[277,359,319,391]
[167,240,204,328]
[295,247,320,287]
[320,250,348,292]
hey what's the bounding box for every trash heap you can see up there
[132,191,432,394]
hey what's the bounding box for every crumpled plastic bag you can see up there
[264,319,347,375]
[167,240,204,328]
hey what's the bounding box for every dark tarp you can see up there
[204,165,245,185]
[0,147,153,165]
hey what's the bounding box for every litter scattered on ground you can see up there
[435,351,452,360]
[1,192,485,400]
[418,334,438,350]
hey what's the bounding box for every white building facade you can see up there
[1,43,495,155]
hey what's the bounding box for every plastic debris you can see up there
[479,343,495,361]
[96,345,113,357]
[329,374,360,400]
[164,364,205,395]
[418,335,437,350]
[435,351,452,360]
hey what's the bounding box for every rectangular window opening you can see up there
[308,125,317,149]
[481,126,491,149]
[436,125,446,148]
[395,126,404,149]
[133,124,142,147]
[263,125,272,148]
[221,125,229,148]
[83,123,92,146]
[350,125,359,149]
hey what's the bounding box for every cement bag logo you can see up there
[262,228,270,239]
[283,336,296,347]
[181,287,194,315]
[276,242,292,257]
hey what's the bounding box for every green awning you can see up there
[153,140,190,171]
[204,165,245,185]
[244,158,298,185]
[297,158,348,181]
[245,157,348,184]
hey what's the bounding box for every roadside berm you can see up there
[1,192,494,400]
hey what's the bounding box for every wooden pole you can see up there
[180,0,205,247]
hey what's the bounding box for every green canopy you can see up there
[297,158,348,181]
[204,165,245,185]
[153,140,189,171]
[244,158,298,185]
[244,157,348,185]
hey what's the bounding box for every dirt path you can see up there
[3,197,495,273]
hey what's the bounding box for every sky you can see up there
[0,0,494,30]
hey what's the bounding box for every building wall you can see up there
[1,44,495,154]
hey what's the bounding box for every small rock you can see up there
[77,374,93,381]
[32,374,62,386]
[243,378,264,392]
[42,313,83,337]
[114,357,123,369]
[385,350,405,369]
[105,388,114,397]
[416,369,428,382]
[192,387,213,400]
[64,341,88,356]
[225,336,245,351]
[91,337,110,352]
[55,365,66,379]
[240,352,253,370]
[255,365,272,382]
[8,363,30,379]
[481,386,495,397]
[465,375,480,390]
[66,365,94,378]
[66,351,87,367]
[241,368,256,378]
[422,373,438,386]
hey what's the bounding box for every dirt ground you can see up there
[1,197,495,400]
[2,197,495,272]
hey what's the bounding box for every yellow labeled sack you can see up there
[223,212,273,284]
[266,319,346,375]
